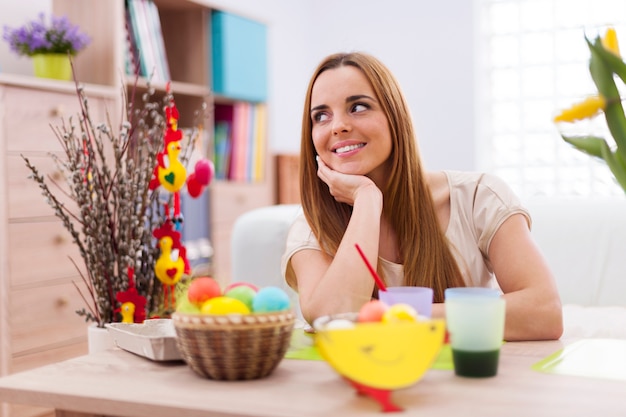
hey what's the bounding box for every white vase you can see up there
[87,324,116,354]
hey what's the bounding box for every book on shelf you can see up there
[214,103,266,183]
[213,121,231,180]
[211,11,267,102]
[125,0,170,82]
[124,6,141,77]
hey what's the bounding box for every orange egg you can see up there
[358,300,389,323]
[187,277,221,306]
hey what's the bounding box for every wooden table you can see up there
[0,335,625,417]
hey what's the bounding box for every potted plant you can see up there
[2,12,90,80]
[554,28,626,195]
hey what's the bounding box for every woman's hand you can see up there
[316,156,379,205]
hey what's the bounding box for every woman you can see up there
[281,52,563,341]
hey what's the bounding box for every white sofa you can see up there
[525,198,626,307]
[230,199,626,336]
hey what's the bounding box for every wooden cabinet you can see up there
[0,75,117,417]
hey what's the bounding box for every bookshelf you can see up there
[52,0,276,282]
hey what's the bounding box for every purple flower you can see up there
[3,13,90,57]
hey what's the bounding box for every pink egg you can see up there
[223,282,259,293]
[194,159,214,186]
[357,299,389,323]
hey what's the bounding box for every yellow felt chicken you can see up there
[156,141,187,193]
[155,235,186,309]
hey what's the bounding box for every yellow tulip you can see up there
[554,95,606,123]
[602,27,621,57]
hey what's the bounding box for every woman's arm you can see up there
[432,214,563,341]
[487,214,563,340]
[489,214,563,340]
[291,158,384,324]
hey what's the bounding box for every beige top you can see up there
[281,171,530,291]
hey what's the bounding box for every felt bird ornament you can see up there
[156,141,187,193]
[155,235,186,285]
[115,268,147,323]
[118,302,136,323]
[155,235,186,309]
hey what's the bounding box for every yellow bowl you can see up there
[314,313,445,390]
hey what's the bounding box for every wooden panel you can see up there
[160,9,208,86]
[8,222,85,287]
[3,87,105,153]
[53,0,124,87]
[276,154,300,204]
[10,280,89,355]
[7,154,77,220]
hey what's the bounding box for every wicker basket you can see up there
[172,311,295,380]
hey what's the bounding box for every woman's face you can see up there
[310,65,392,184]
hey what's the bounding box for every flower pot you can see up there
[87,323,115,354]
[32,53,72,81]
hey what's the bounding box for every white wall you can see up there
[0,0,476,171]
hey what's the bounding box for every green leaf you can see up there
[561,135,608,159]
[600,141,626,195]
[586,36,620,100]
[586,35,626,86]
[586,36,626,163]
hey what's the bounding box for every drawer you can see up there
[7,153,77,220]
[4,403,55,417]
[8,221,85,287]
[2,86,107,153]
[210,181,274,224]
[11,338,87,375]
[10,279,90,355]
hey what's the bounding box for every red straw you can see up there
[355,243,387,292]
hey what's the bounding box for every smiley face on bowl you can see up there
[313,313,445,390]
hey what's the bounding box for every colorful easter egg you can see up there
[176,297,201,314]
[223,281,259,293]
[187,277,221,306]
[252,286,291,313]
[358,299,389,323]
[324,319,356,330]
[381,303,418,323]
[225,285,257,310]
[201,296,250,315]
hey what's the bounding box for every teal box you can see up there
[211,11,267,102]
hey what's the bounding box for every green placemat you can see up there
[285,329,454,370]
[532,338,626,381]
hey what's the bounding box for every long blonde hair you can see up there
[299,52,465,302]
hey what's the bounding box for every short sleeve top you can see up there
[280,171,531,291]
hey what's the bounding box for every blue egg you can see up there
[252,286,291,313]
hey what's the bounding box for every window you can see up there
[477,0,626,198]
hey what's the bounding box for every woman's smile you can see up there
[333,142,366,156]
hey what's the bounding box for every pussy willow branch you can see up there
[22,80,199,326]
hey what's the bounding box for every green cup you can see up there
[445,295,505,377]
